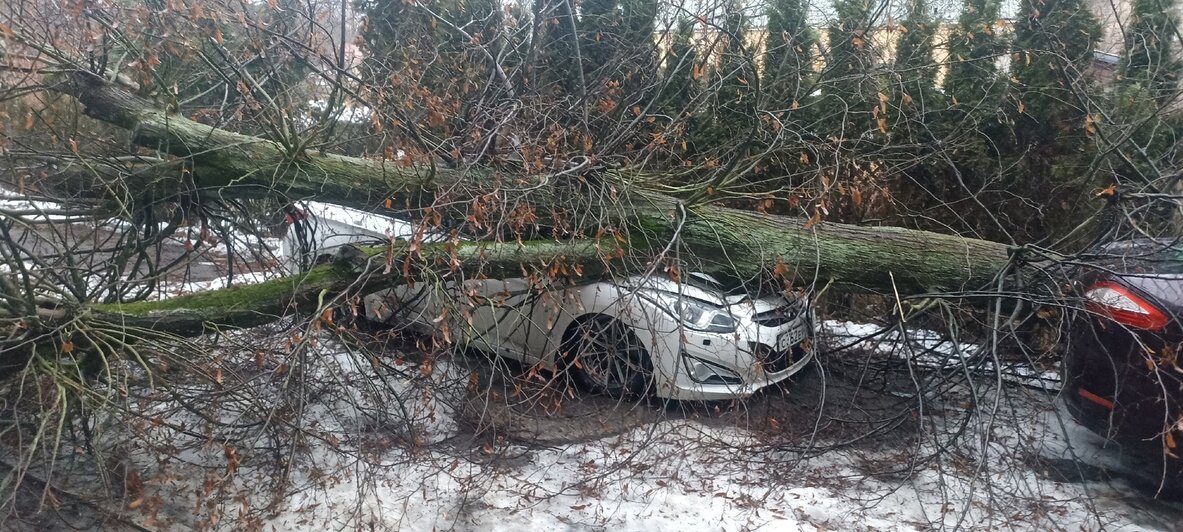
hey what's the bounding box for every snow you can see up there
[824,319,1063,390]
[4,187,1179,528]
[151,270,277,297]
[88,328,1180,531]
[276,416,1147,529]
[0,187,90,222]
[225,396,1170,530]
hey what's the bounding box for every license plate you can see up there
[776,328,805,351]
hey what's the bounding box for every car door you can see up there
[453,276,539,361]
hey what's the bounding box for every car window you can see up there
[1098,239,1183,274]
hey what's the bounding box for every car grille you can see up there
[750,342,807,374]
[753,304,803,327]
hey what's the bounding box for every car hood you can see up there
[622,273,792,311]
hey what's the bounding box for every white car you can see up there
[283,203,815,401]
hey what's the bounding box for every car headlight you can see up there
[646,291,737,333]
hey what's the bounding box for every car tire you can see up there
[562,315,653,398]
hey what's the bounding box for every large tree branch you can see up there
[43,69,1015,332]
[55,70,458,209]
[89,239,613,337]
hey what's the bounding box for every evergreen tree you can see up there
[535,0,581,95]
[883,0,957,229]
[575,0,658,150]
[706,3,758,145]
[357,0,500,157]
[1122,0,1181,101]
[821,0,877,138]
[580,0,621,79]
[658,18,699,115]
[1006,0,1101,239]
[137,0,313,134]
[1010,0,1101,150]
[578,0,658,97]
[435,0,499,96]
[892,0,941,119]
[938,0,1009,202]
[1107,0,1182,224]
[944,0,1005,109]
[356,0,427,86]
[657,17,701,159]
[619,0,660,96]
[621,0,659,46]
[763,0,815,108]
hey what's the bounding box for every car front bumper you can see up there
[647,307,816,401]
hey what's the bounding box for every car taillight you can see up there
[284,208,306,224]
[1083,281,1170,331]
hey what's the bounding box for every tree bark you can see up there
[89,239,613,337]
[44,70,1016,333]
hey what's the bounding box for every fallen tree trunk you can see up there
[52,70,464,210]
[676,204,1012,294]
[38,70,1016,333]
[90,239,613,337]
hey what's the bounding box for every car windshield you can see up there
[682,272,775,297]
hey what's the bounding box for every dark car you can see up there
[1062,239,1183,495]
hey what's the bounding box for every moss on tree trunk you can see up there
[50,70,1016,334]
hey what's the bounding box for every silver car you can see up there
[283,203,815,400]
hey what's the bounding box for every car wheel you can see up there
[563,315,653,397]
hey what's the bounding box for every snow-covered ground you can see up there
[263,415,1168,531]
[6,188,1181,529]
[0,187,87,222]
[77,330,1177,532]
[825,319,1063,391]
